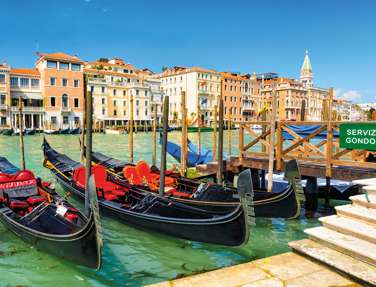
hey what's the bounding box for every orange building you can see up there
[36,52,84,129]
[221,72,247,122]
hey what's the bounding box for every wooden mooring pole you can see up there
[213,105,217,161]
[180,92,187,176]
[159,96,169,196]
[261,110,267,189]
[267,87,277,192]
[18,96,25,170]
[197,105,201,158]
[227,112,231,155]
[80,83,87,164]
[152,104,157,167]
[217,99,224,184]
[130,94,134,163]
[84,90,93,216]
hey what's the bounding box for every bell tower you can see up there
[300,50,313,87]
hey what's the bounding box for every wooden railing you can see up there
[238,120,376,177]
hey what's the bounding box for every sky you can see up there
[1,0,375,103]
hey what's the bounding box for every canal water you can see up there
[0,132,324,287]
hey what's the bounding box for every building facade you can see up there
[85,57,163,128]
[36,52,84,130]
[158,66,221,125]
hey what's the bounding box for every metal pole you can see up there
[159,96,169,196]
[152,104,157,166]
[217,99,224,184]
[85,90,93,216]
[18,96,25,170]
[130,94,134,163]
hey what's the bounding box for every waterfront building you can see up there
[221,72,247,122]
[85,57,163,128]
[36,52,85,130]
[9,68,43,130]
[0,63,10,127]
[158,66,221,126]
[254,52,328,121]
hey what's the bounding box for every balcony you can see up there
[10,106,43,113]
[61,106,72,114]
[0,104,8,111]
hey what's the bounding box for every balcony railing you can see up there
[0,104,7,110]
[10,106,43,112]
[61,106,72,113]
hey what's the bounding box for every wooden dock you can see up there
[197,120,376,181]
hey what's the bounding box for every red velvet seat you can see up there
[123,166,143,185]
[135,161,176,191]
[72,165,125,202]
[65,212,78,221]
[27,196,45,205]
[9,200,29,209]
[15,170,35,181]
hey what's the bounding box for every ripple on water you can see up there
[0,133,323,287]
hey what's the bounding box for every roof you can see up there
[159,66,220,77]
[10,68,40,77]
[220,72,249,81]
[87,60,135,70]
[84,68,138,79]
[301,50,312,72]
[37,52,84,64]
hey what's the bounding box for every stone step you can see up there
[319,215,376,244]
[362,185,376,195]
[305,226,376,266]
[350,194,376,209]
[335,204,376,226]
[289,239,376,286]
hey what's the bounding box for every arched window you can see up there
[62,94,68,108]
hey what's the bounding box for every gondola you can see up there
[2,129,13,136]
[59,128,70,134]
[44,129,61,135]
[83,143,303,219]
[68,128,81,135]
[42,139,254,247]
[0,156,102,269]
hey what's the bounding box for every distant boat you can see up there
[68,128,81,134]
[59,128,70,135]
[44,129,60,135]
[2,129,13,136]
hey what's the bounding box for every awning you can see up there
[11,91,43,100]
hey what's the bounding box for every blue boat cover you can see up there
[0,157,19,174]
[283,125,339,140]
[161,136,213,167]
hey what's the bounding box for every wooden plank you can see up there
[243,128,271,152]
[244,125,270,151]
[239,124,244,163]
[282,125,325,156]
[332,148,352,160]
[276,122,283,170]
[282,125,327,155]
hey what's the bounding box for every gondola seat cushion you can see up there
[72,166,86,189]
[123,166,143,185]
[27,196,45,205]
[136,161,176,187]
[9,200,29,209]
[15,170,35,181]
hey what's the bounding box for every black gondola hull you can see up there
[0,208,101,269]
[54,174,248,247]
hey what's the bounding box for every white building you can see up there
[158,66,221,125]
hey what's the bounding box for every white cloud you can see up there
[337,90,361,102]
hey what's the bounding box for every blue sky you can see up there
[2,0,375,103]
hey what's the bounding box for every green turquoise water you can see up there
[0,132,323,287]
